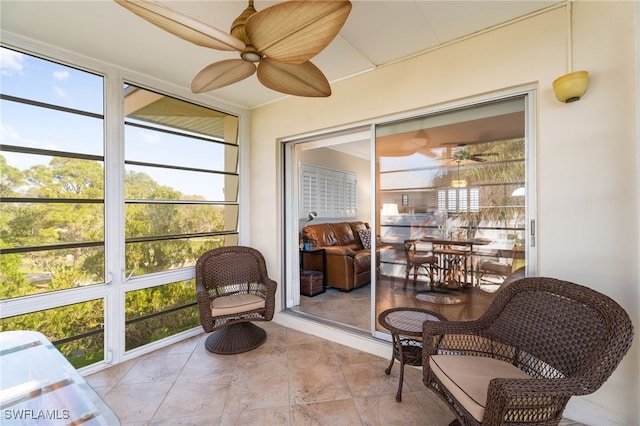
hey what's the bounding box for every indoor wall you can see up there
[249,2,639,425]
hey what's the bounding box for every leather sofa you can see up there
[301,221,371,292]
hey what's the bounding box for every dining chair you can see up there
[401,239,438,290]
[477,245,524,286]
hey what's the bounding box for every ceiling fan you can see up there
[452,148,498,163]
[114,0,352,97]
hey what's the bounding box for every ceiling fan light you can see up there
[241,51,262,62]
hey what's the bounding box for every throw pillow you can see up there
[357,227,371,249]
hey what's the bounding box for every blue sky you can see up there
[1,47,228,201]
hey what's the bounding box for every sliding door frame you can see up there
[280,86,537,338]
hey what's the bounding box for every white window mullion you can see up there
[104,71,126,366]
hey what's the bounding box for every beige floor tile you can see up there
[87,318,586,426]
[221,405,290,426]
[290,399,363,426]
[331,342,385,366]
[401,365,427,393]
[234,342,288,368]
[288,364,351,405]
[259,322,288,346]
[178,347,239,380]
[85,357,138,390]
[103,381,173,424]
[413,389,456,424]
[286,341,339,368]
[284,328,326,345]
[152,378,230,420]
[119,352,191,385]
[150,413,222,426]
[340,359,402,398]
[353,392,435,426]
[225,365,290,411]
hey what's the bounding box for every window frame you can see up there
[0,37,249,374]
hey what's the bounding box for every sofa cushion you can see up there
[304,223,338,247]
[357,227,371,249]
[430,355,532,422]
[332,222,358,246]
[353,250,371,272]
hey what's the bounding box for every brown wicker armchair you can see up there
[196,246,277,354]
[422,277,634,426]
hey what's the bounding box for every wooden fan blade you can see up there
[191,59,256,93]
[257,59,330,97]
[114,0,245,51]
[246,1,351,64]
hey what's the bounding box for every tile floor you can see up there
[292,276,501,332]
[87,321,584,426]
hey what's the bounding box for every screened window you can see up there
[123,85,240,277]
[0,47,105,300]
[0,299,105,368]
[1,46,245,367]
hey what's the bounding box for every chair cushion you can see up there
[480,260,512,276]
[210,293,265,317]
[430,355,532,422]
[411,253,437,264]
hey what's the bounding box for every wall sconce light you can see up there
[306,211,317,222]
[553,71,589,103]
[553,2,589,103]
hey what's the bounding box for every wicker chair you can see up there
[401,239,438,290]
[477,246,525,285]
[196,246,277,354]
[422,277,634,426]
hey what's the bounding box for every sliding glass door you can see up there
[283,93,534,335]
[283,128,373,331]
[374,96,531,328]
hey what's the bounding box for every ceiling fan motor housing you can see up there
[231,1,262,62]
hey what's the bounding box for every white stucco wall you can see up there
[249,2,639,425]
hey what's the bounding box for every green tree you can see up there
[2,157,225,363]
[0,155,26,197]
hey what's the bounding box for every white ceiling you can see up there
[0,1,559,110]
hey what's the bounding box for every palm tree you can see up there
[435,139,526,240]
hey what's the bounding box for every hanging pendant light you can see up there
[451,160,467,188]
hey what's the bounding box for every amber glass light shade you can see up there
[553,71,589,103]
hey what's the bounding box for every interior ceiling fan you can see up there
[452,148,498,163]
[114,0,352,97]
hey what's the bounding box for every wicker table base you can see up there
[378,307,445,402]
[205,322,267,354]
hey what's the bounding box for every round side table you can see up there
[378,307,446,402]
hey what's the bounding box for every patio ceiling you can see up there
[1,1,560,110]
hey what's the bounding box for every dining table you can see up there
[420,236,491,287]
